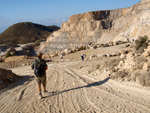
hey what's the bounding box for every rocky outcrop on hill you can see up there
[0,68,20,90]
[39,0,150,54]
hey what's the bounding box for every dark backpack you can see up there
[34,59,45,77]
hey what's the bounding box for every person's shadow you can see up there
[44,77,110,98]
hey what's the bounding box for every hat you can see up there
[37,52,43,57]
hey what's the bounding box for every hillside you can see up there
[39,0,150,54]
[0,22,60,45]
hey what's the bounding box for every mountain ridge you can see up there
[0,22,60,45]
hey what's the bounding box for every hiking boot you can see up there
[39,94,42,99]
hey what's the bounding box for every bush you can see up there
[114,70,128,79]
[6,52,12,58]
[134,35,148,50]
[104,57,121,71]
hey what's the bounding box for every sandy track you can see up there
[0,61,150,113]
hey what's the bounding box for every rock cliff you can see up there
[39,0,150,54]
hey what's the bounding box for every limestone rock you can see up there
[143,63,149,71]
[120,54,126,59]
[39,0,150,54]
[142,45,150,57]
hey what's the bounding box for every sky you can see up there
[0,0,141,33]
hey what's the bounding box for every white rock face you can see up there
[39,0,150,54]
[142,0,150,3]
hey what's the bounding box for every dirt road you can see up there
[0,58,150,113]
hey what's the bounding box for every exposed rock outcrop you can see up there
[0,68,20,90]
[39,0,150,54]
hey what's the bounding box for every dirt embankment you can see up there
[0,56,35,69]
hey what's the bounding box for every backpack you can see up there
[34,59,45,77]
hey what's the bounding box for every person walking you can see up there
[60,53,63,61]
[83,54,86,61]
[31,52,48,99]
[81,54,84,61]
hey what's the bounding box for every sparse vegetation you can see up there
[6,52,12,58]
[104,57,121,71]
[113,70,129,79]
[134,35,148,51]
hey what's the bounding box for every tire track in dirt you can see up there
[46,66,81,113]
[1,62,150,113]
[0,76,34,112]
[23,65,100,113]
[66,68,150,113]
[55,66,101,113]
[0,76,37,113]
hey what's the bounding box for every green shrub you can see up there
[135,35,148,50]
[6,52,12,57]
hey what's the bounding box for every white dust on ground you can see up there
[0,43,150,113]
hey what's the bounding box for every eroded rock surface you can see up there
[39,0,150,54]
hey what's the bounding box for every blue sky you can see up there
[0,0,141,33]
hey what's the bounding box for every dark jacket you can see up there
[31,58,47,76]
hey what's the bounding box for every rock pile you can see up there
[0,68,20,90]
[109,47,150,86]
[42,41,131,59]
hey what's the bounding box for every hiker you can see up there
[31,52,48,99]
[83,54,86,60]
[81,54,84,61]
[60,53,63,61]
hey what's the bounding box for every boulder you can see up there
[120,54,126,59]
[143,63,149,71]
